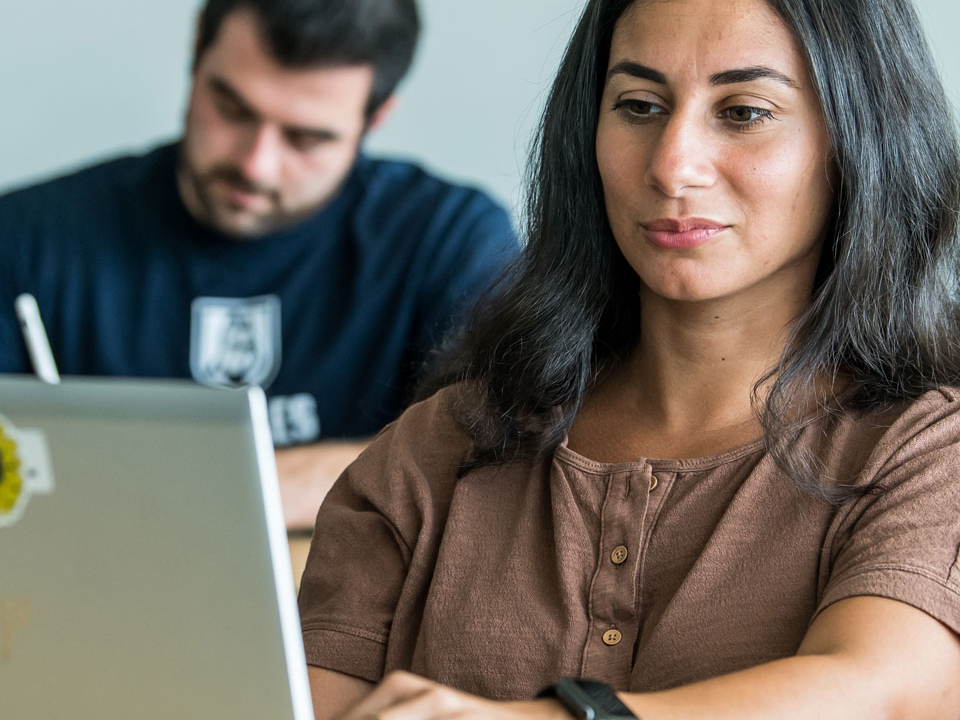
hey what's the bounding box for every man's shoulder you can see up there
[346,155,515,252]
[0,143,176,216]
[352,154,507,219]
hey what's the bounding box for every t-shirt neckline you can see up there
[553,435,767,474]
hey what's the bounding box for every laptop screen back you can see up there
[0,376,313,720]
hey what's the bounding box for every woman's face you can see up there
[596,0,835,305]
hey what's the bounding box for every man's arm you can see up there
[275,440,369,531]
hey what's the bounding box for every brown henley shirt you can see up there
[298,385,960,700]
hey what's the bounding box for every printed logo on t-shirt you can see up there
[190,296,282,389]
[269,394,321,446]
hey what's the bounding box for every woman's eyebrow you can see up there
[607,61,797,89]
[710,66,798,88]
[607,61,666,84]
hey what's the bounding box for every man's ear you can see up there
[367,95,398,132]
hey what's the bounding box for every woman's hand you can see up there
[337,671,569,720]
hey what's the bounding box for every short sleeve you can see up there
[818,390,960,634]
[297,389,468,681]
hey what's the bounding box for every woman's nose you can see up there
[643,111,717,197]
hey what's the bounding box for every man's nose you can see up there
[643,110,717,197]
[237,125,282,187]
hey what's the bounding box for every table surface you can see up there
[288,534,312,591]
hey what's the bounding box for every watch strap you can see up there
[537,677,638,720]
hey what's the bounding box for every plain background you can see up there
[1,0,957,219]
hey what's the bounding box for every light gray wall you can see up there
[1,1,198,194]
[913,0,960,119]
[1,0,957,218]
[0,0,582,216]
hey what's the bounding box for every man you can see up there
[0,0,517,529]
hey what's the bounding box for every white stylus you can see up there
[14,293,61,385]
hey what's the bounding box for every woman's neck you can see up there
[635,288,800,425]
[569,283,812,462]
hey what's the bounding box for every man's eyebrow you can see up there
[208,77,259,116]
[208,77,253,107]
[285,125,340,143]
[606,62,798,89]
[208,75,341,142]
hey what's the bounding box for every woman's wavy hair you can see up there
[429,0,960,500]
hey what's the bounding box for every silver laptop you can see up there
[0,376,314,720]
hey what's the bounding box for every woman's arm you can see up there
[309,667,374,720]
[331,596,960,720]
[621,596,960,720]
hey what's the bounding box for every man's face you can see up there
[178,8,375,239]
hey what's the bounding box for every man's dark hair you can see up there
[426,0,960,502]
[196,0,420,116]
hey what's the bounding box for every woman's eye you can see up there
[722,106,774,127]
[613,99,665,122]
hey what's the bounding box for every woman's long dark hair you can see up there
[428,0,960,500]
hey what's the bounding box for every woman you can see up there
[299,0,960,717]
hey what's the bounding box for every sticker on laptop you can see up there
[0,416,54,529]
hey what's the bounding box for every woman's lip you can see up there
[643,226,729,249]
[643,217,728,232]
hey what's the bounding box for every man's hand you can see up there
[275,440,368,531]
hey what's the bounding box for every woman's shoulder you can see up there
[819,385,960,490]
[386,382,474,446]
[345,384,475,489]
[853,385,960,441]
[314,385,479,556]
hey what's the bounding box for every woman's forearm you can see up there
[622,653,888,720]
[622,597,960,720]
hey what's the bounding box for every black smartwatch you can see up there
[536,678,638,720]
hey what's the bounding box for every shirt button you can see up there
[611,545,629,565]
[649,475,660,492]
[602,629,623,646]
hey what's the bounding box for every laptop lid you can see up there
[0,376,314,720]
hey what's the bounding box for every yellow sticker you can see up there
[0,426,22,515]
[0,418,53,528]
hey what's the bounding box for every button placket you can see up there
[633,468,675,628]
[642,469,672,537]
[580,468,652,685]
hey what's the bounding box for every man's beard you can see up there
[177,150,316,239]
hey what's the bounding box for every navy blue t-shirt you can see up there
[0,144,517,443]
